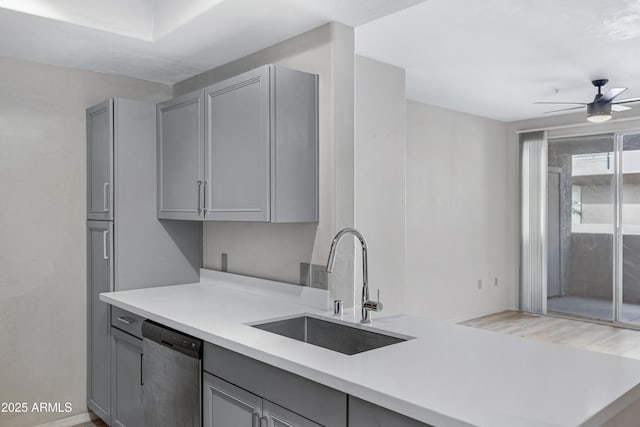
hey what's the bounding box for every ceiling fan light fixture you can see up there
[587,112,612,123]
[536,78,632,123]
[587,101,613,123]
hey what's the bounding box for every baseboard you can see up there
[35,411,97,427]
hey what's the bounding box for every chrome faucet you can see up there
[326,228,383,323]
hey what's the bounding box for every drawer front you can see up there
[203,343,347,427]
[110,306,144,339]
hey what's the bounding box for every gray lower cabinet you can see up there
[348,397,432,427]
[203,373,320,427]
[87,220,114,422]
[158,64,318,223]
[203,342,429,427]
[203,343,346,427]
[110,327,143,427]
[263,400,321,427]
[203,373,261,426]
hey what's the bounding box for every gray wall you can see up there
[405,101,516,321]
[0,57,171,427]
[354,56,407,314]
[175,23,357,305]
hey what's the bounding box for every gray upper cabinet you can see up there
[87,220,114,422]
[114,99,201,290]
[269,66,319,223]
[157,91,205,220]
[159,64,318,223]
[111,327,143,427]
[87,100,114,220]
[204,66,271,221]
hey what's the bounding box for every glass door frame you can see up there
[540,130,640,329]
[613,131,640,329]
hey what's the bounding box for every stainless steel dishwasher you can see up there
[142,320,203,427]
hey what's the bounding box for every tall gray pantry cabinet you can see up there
[86,99,200,425]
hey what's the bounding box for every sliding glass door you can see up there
[621,134,640,325]
[546,134,615,321]
[540,131,640,326]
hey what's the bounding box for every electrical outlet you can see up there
[300,263,311,285]
[477,279,483,290]
[221,253,228,272]
[299,263,328,289]
[311,264,328,290]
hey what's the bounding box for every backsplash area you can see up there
[202,222,320,286]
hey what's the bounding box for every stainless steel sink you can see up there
[251,316,411,355]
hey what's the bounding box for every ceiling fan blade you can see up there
[598,87,627,103]
[534,101,588,105]
[613,97,640,104]
[543,106,585,114]
[612,104,631,112]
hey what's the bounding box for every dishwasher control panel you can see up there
[142,320,203,359]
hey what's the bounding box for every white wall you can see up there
[405,100,516,321]
[175,23,358,305]
[0,57,171,427]
[355,56,407,314]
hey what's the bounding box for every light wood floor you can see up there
[71,417,107,427]
[461,310,640,360]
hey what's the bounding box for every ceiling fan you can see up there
[535,79,640,123]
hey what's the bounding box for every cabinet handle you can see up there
[102,230,109,260]
[116,316,134,325]
[203,180,207,217]
[140,353,143,386]
[197,180,202,213]
[252,412,260,427]
[260,416,268,427]
[103,182,110,212]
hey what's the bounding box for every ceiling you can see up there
[356,0,640,122]
[5,0,639,122]
[0,0,424,84]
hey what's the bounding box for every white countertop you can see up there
[101,270,640,427]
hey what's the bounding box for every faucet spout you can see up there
[326,228,380,323]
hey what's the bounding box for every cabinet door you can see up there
[263,400,322,427]
[87,221,114,423]
[111,327,143,427]
[87,100,114,220]
[157,90,205,220]
[203,372,262,427]
[204,66,270,221]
